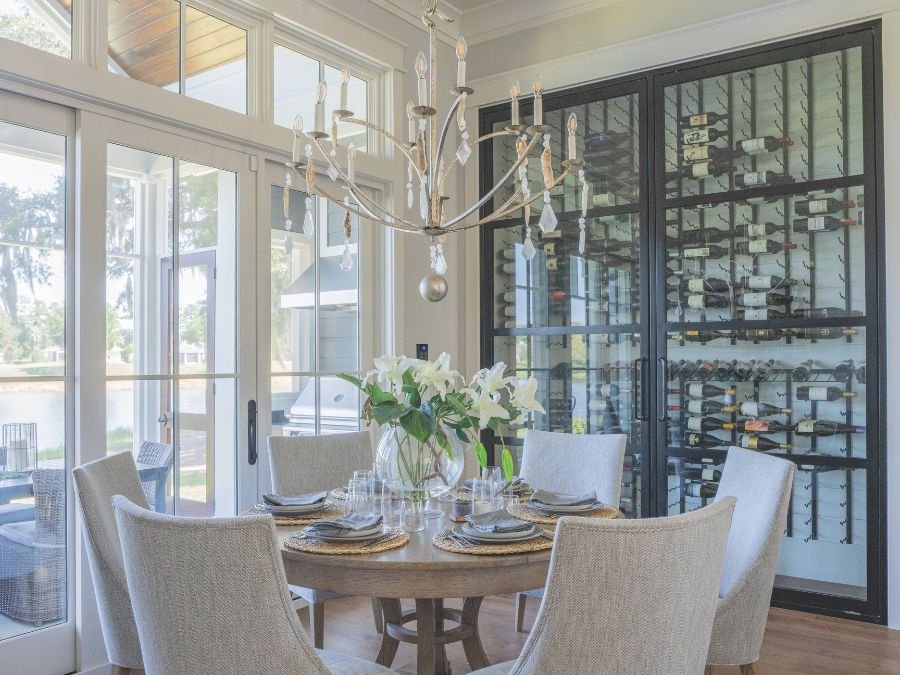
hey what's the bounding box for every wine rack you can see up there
[480,22,884,622]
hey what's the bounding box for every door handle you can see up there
[657,357,669,422]
[248,400,257,465]
[632,357,647,421]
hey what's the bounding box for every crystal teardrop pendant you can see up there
[539,192,558,232]
[303,197,314,236]
[434,244,448,275]
[340,243,353,271]
[456,131,471,166]
[419,179,428,221]
[521,227,536,261]
[578,217,586,254]
[407,183,414,209]
[327,164,339,181]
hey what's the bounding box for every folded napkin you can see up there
[305,514,383,537]
[464,509,533,533]
[262,491,328,507]
[529,489,597,507]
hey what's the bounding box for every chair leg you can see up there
[704,667,712,675]
[296,603,311,626]
[739,664,756,675]
[515,593,528,632]
[110,667,131,675]
[371,597,384,633]
[312,601,325,649]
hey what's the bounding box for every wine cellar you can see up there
[479,22,885,622]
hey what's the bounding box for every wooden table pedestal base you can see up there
[376,596,491,675]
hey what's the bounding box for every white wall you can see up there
[444,0,899,627]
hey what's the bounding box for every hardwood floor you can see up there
[314,595,900,674]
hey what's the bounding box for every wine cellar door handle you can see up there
[632,357,647,421]
[657,357,668,422]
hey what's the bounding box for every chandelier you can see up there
[283,0,585,302]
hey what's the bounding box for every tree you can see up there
[0,3,69,57]
[180,300,207,348]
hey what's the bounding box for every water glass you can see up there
[353,470,375,513]
[400,498,425,532]
[347,478,370,515]
[471,477,494,515]
[481,466,502,487]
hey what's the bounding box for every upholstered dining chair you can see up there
[514,430,627,631]
[268,431,381,647]
[472,497,736,675]
[72,451,149,675]
[704,446,795,675]
[112,496,395,675]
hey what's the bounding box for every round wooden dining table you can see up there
[277,511,552,675]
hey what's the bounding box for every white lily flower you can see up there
[469,390,510,429]
[511,377,545,414]
[372,354,405,392]
[471,362,510,394]
[413,352,460,395]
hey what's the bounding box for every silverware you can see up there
[359,532,402,550]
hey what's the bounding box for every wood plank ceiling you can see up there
[107,0,246,88]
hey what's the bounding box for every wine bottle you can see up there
[686,416,731,432]
[670,399,736,415]
[497,291,517,303]
[734,221,785,238]
[790,327,859,340]
[794,198,855,216]
[792,216,856,233]
[682,145,738,163]
[679,112,725,128]
[670,244,729,259]
[733,239,797,255]
[727,419,792,434]
[857,364,866,384]
[790,307,862,319]
[733,360,755,381]
[670,294,731,311]
[794,419,866,436]
[672,465,723,482]
[736,274,792,290]
[738,434,791,451]
[736,291,792,307]
[713,361,734,381]
[796,386,856,401]
[682,128,729,145]
[597,383,620,398]
[677,227,731,245]
[735,136,793,155]
[736,328,784,341]
[825,361,853,385]
[684,481,719,499]
[669,330,732,344]
[670,277,730,293]
[685,432,729,448]
[752,359,775,380]
[735,171,794,187]
[497,262,517,274]
[589,239,632,253]
[734,308,788,321]
[792,360,814,381]
[499,306,517,317]
[738,401,791,417]
[668,160,735,180]
[677,360,700,380]
[685,383,736,398]
[695,361,717,381]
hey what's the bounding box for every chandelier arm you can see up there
[309,138,419,228]
[432,93,464,191]
[436,128,517,200]
[338,117,422,177]
[313,178,421,232]
[440,132,541,229]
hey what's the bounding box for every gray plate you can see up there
[300,525,385,543]
[454,523,545,545]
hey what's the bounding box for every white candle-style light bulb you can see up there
[567,112,578,160]
[339,67,350,111]
[533,78,543,127]
[315,80,327,132]
[406,100,415,143]
[347,142,356,183]
[455,36,467,88]
[510,80,520,126]
[415,51,428,106]
[292,115,303,163]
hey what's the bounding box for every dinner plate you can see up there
[300,524,385,543]
[261,502,327,515]
[455,523,543,544]
[460,523,539,541]
[525,500,600,514]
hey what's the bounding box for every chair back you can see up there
[510,497,735,675]
[136,441,174,510]
[32,469,65,546]
[72,453,149,668]
[112,497,330,675]
[520,430,627,506]
[268,431,373,494]
[707,446,795,665]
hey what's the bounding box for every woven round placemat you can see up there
[284,530,409,555]
[431,529,553,555]
[243,503,346,526]
[508,501,619,525]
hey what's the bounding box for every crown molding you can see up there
[364,0,462,45]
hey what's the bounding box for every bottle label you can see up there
[687,384,704,398]
[599,385,614,397]
[807,199,829,214]
[747,275,770,289]
[683,146,710,162]
[688,433,700,445]
[741,434,758,449]
[687,400,704,414]
[546,257,558,270]
[740,138,767,154]
[592,193,612,207]
[683,129,710,145]
[746,223,767,237]
[689,113,708,127]
[701,468,716,481]
[740,402,760,417]
[748,239,769,254]
[687,294,706,309]
[687,278,705,293]
[742,309,768,321]
[691,162,711,178]
[808,387,829,400]
[742,292,767,306]
[806,217,826,231]
[687,417,703,431]
[744,419,770,432]
[797,419,816,433]
[685,247,709,258]
[742,171,765,186]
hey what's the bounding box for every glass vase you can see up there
[374,424,464,503]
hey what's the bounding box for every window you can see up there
[107,1,248,114]
[273,43,369,151]
[0,0,71,58]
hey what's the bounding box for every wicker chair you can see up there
[0,469,66,625]
[514,430,627,631]
[136,441,174,513]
